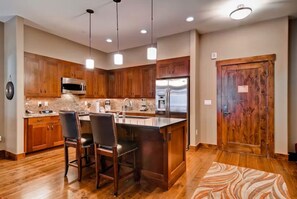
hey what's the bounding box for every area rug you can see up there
[191,162,290,199]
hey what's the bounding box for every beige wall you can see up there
[106,45,156,69]
[289,19,297,153]
[157,32,190,60]
[0,22,4,150]
[199,17,289,154]
[24,26,108,69]
[4,17,25,154]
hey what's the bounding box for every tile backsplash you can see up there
[25,94,155,113]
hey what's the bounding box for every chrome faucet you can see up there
[122,98,132,112]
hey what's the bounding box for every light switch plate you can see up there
[204,100,212,105]
[211,52,217,60]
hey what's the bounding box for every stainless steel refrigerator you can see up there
[155,78,190,146]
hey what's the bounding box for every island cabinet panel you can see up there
[141,65,156,98]
[24,52,60,97]
[156,56,190,79]
[25,116,63,153]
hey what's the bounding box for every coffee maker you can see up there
[105,99,111,111]
[140,98,148,111]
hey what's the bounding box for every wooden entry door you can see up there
[217,55,275,157]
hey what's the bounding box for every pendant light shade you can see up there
[147,0,157,60]
[230,4,252,20]
[85,58,94,69]
[147,47,157,60]
[86,9,94,69]
[113,0,123,65]
[114,53,123,65]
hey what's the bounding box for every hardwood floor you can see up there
[0,146,296,199]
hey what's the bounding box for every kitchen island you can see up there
[79,115,187,190]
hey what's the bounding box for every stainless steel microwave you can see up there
[61,77,86,95]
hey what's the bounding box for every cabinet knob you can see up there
[44,89,46,93]
[40,89,42,93]
[51,125,54,130]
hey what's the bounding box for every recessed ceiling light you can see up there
[140,29,147,34]
[186,16,194,22]
[106,38,112,43]
[230,4,252,20]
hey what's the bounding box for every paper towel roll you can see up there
[95,101,100,113]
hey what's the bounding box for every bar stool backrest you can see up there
[90,113,118,147]
[59,111,80,139]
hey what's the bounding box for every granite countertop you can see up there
[23,109,156,119]
[23,112,59,118]
[79,115,186,128]
[106,109,156,115]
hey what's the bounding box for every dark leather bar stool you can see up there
[59,111,94,182]
[90,113,138,196]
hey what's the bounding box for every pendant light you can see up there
[147,0,157,60]
[114,0,123,65]
[230,4,252,20]
[86,9,95,69]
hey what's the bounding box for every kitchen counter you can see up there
[79,115,187,190]
[23,110,155,118]
[79,115,185,129]
[23,112,59,118]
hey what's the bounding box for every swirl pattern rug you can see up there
[191,162,290,199]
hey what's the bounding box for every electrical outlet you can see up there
[38,101,42,107]
[195,129,198,136]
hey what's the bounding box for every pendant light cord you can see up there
[89,11,92,57]
[150,0,154,46]
[116,2,120,53]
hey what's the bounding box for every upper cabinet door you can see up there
[156,56,190,79]
[59,62,85,79]
[24,53,42,97]
[84,70,94,97]
[42,58,60,97]
[142,65,156,98]
[95,69,107,98]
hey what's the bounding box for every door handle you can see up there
[223,105,231,116]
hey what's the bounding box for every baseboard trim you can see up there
[189,144,199,151]
[5,151,26,161]
[274,153,289,161]
[0,150,5,159]
[189,143,217,152]
[197,143,218,150]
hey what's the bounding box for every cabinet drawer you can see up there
[28,117,51,125]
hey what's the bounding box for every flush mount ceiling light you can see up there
[106,38,112,43]
[85,9,95,69]
[230,4,252,20]
[186,16,194,22]
[113,0,123,65]
[147,0,157,60]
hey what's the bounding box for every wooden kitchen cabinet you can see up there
[24,52,60,97]
[125,67,142,97]
[25,116,63,153]
[108,70,124,98]
[60,61,85,79]
[84,70,94,97]
[141,64,156,98]
[156,56,190,79]
[94,69,107,98]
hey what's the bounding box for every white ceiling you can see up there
[0,0,297,53]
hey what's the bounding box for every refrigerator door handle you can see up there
[167,89,170,117]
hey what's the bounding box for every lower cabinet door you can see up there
[27,124,49,152]
[50,122,64,147]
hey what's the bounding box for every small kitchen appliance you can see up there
[105,99,111,111]
[140,98,148,111]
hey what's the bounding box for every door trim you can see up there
[217,54,276,157]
